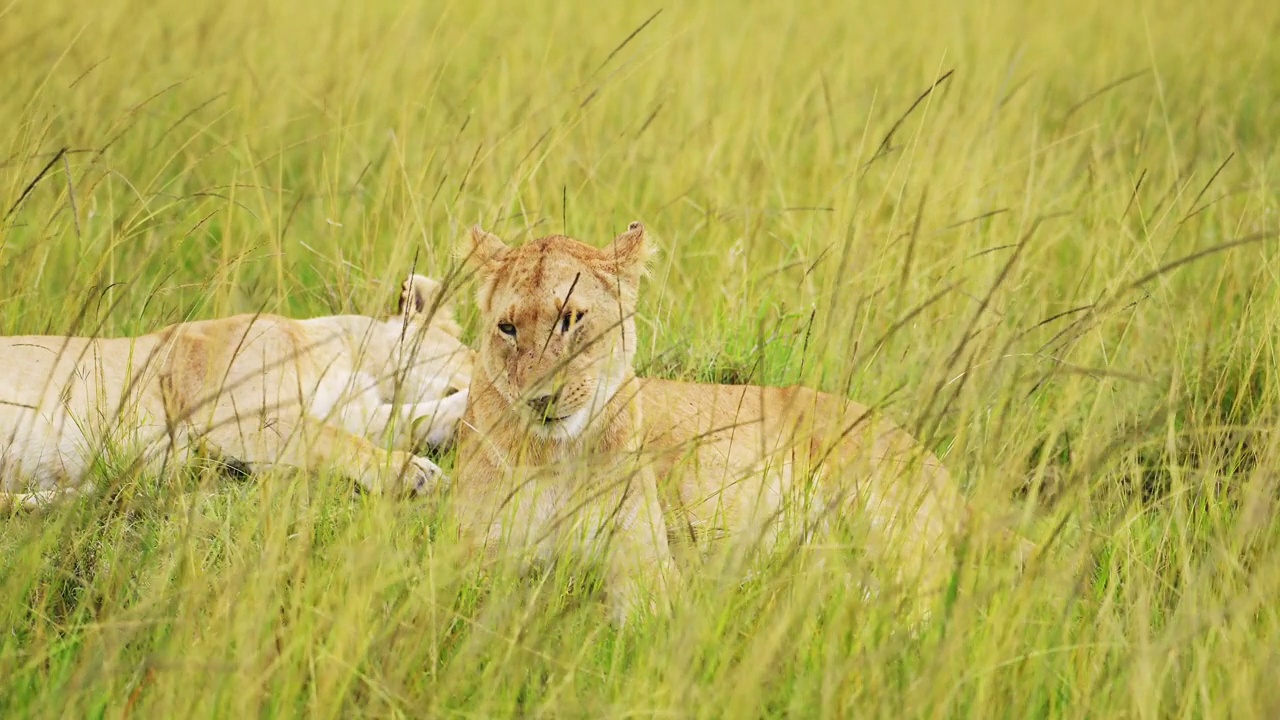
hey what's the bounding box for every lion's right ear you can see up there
[399,274,449,317]
[458,224,509,275]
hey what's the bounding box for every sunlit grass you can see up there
[2,0,1279,715]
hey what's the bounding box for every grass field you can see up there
[2,0,1280,716]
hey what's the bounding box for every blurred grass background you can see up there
[2,0,1279,716]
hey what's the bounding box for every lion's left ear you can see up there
[398,274,452,318]
[601,221,653,283]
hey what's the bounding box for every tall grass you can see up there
[2,0,1279,715]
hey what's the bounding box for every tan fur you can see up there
[0,274,474,509]
[452,222,1026,623]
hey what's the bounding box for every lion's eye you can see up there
[561,310,586,333]
[497,322,517,338]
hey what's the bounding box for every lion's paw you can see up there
[403,455,449,498]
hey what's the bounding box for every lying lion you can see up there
[0,274,473,509]
[450,221,1031,623]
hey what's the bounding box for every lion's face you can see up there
[461,222,651,440]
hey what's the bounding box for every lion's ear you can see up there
[399,274,450,318]
[458,224,509,276]
[602,221,652,283]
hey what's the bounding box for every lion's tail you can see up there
[0,487,79,513]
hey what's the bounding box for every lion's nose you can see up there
[527,391,562,417]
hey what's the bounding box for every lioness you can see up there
[452,222,1024,623]
[0,274,473,509]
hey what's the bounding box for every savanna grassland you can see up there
[2,0,1279,716]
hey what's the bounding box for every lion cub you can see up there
[0,274,473,508]
[452,222,1000,623]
